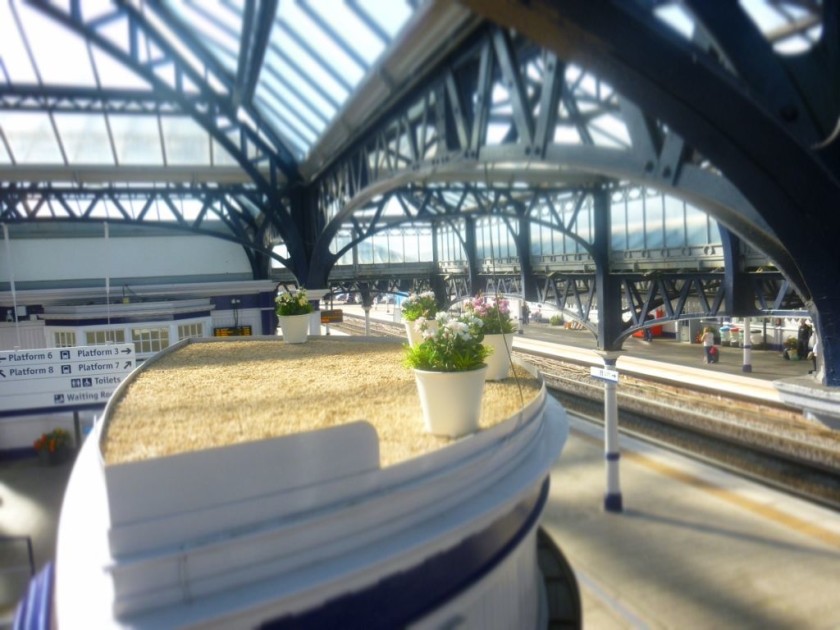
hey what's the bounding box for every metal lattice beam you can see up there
[0,182,290,277]
[458,0,840,384]
[26,0,310,278]
[312,24,800,293]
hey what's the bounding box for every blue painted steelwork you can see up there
[2,3,834,381]
[457,1,840,384]
[261,480,549,629]
[12,562,52,630]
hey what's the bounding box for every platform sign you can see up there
[590,366,619,383]
[320,309,344,324]
[214,326,252,336]
[0,345,135,413]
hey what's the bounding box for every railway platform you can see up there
[341,306,840,627]
[3,313,839,628]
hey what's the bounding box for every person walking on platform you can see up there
[701,326,716,364]
[798,319,813,359]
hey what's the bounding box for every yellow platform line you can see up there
[573,429,840,549]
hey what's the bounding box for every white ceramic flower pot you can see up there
[278,313,310,343]
[404,320,437,347]
[404,320,422,347]
[483,333,514,380]
[413,365,487,437]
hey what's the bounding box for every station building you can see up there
[2,1,840,627]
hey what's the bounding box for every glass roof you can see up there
[0,0,419,179]
[0,0,823,191]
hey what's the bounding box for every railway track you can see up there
[333,314,840,510]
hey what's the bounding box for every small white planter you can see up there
[413,365,487,437]
[483,333,514,380]
[404,320,437,347]
[404,320,422,347]
[278,313,310,343]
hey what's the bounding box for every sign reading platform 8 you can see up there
[0,344,136,413]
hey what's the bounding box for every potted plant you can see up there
[400,291,440,346]
[464,295,516,380]
[33,428,73,466]
[275,288,314,344]
[404,312,490,437]
[783,336,799,360]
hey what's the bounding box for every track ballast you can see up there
[333,314,840,510]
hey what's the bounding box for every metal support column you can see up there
[601,355,622,512]
[742,316,752,372]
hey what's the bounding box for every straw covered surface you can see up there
[102,338,541,468]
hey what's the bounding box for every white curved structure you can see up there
[53,344,568,628]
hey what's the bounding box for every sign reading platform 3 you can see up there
[0,344,136,413]
[590,366,619,383]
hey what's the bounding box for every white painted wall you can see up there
[0,321,47,350]
[0,234,251,283]
[0,412,96,451]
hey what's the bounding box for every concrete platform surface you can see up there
[548,416,840,629]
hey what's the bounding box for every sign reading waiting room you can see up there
[0,345,135,414]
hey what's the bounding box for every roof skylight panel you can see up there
[173,1,242,74]
[161,116,211,165]
[14,2,98,87]
[88,47,151,90]
[108,115,164,165]
[2,112,63,163]
[260,53,336,124]
[352,0,412,40]
[269,34,343,110]
[740,0,822,53]
[0,129,13,164]
[653,3,695,41]
[303,1,385,66]
[53,114,115,164]
[0,2,38,83]
[211,138,241,166]
[254,99,315,157]
[277,2,366,87]
[256,71,323,143]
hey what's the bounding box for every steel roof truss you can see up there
[491,30,534,146]
[31,0,299,195]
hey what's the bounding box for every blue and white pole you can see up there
[742,316,753,373]
[363,305,371,336]
[597,353,623,512]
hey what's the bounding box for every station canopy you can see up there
[0,0,822,192]
[0,0,427,187]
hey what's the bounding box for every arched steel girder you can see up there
[315,184,593,284]
[312,24,804,294]
[27,1,309,279]
[0,183,288,279]
[318,181,778,297]
[457,2,840,383]
[537,271,805,346]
